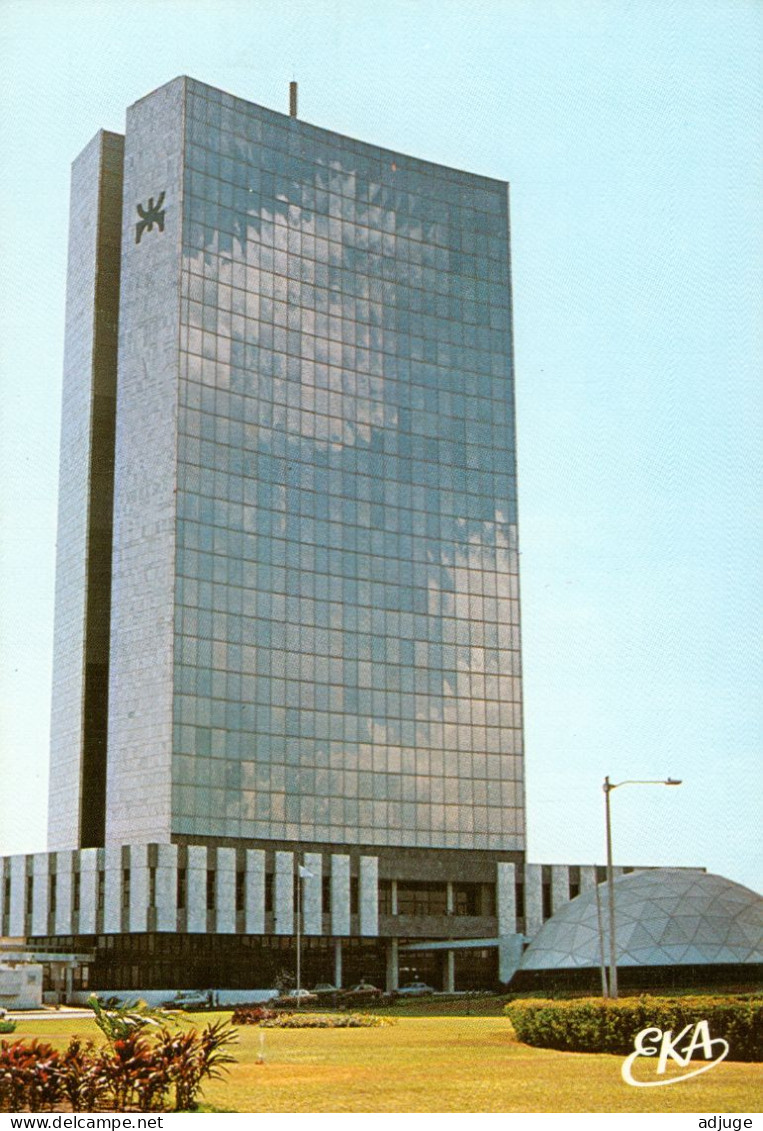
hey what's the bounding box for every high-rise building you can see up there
[3,78,644,996]
[51,76,525,861]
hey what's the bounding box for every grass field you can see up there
[7,1009,760,1113]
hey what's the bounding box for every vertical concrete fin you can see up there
[274,851,294,935]
[331,854,351,936]
[78,848,99,933]
[186,845,207,933]
[579,865,597,893]
[55,851,74,935]
[216,848,236,933]
[524,863,543,938]
[497,860,517,935]
[31,855,51,936]
[301,852,322,935]
[245,849,266,935]
[103,844,123,934]
[9,856,27,936]
[551,865,569,915]
[128,844,149,932]
[155,843,179,931]
[358,856,378,937]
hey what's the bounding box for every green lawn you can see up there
[8,1010,760,1113]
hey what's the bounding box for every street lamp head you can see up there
[605,776,684,792]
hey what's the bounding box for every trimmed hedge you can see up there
[505,995,762,1062]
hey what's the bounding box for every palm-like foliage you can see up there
[87,994,166,1042]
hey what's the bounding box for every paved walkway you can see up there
[5,1007,95,1020]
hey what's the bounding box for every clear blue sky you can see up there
[1,0,760,891]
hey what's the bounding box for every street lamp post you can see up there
[296,865,302,1007]
[603,776,682,999]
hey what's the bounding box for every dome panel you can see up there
[657,919,693,945]
[622,921,661,951]
[679,945,718,965]
[724,924,756,947]
[618,900,647,921]
[715,946,754,963]
[738,921,763,946]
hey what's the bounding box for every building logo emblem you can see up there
[622,1021,729,1087]
[135,192,166,244]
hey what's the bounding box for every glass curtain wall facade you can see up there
[171,80,523,851]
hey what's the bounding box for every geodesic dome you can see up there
[519,869,763,971]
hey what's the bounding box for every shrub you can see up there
[259,1012,396,1028]
[154,1019,238,1112]
[98,1029,163,1112]
[505,995,762,1061]
[0,1021,16,1034]
[0,1039,62,1112]
[58,1037,110,1112]
[89,995,176,1111]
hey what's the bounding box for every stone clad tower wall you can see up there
[49,129,124,850]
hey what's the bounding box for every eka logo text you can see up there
[622,1020,729,1087]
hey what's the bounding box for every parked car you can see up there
[396,981,435,996]
[312,983,339,996]
[341,982,384,1003]
[161,990,213,1010]
[276,988,318,1006]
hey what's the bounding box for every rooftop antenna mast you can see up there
[289,81,298,118]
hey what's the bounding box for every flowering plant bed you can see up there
[231,1006,278,1025]
[259,1012,396,1029]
